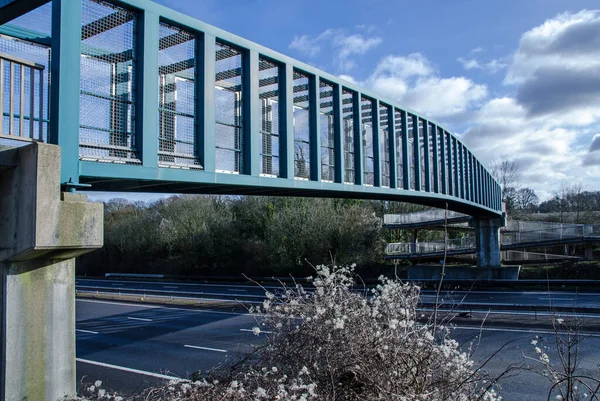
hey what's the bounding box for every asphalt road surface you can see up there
[76,277,600,310]
[76,296,600,400]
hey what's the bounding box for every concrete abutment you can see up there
[0,143,103,401]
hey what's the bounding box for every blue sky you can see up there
[92,0,600,202]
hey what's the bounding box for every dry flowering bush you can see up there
[528,318,600,401]
[71,264,502,400]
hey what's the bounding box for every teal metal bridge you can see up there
[0,0,502,217]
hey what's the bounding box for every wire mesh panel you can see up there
[437,127,444,193]
[293,70,310,179]
[418,119,426,191]
[157,22,200,168]
[215,41,244,173]
[465,148,471,201]
[379,103,390,187]
[259,57,280,176]
[407,114,416,190]
[79,0,139,163]
[342,88,355,184]
[319,79,334,181]
[446,132,453,196]
[0,38,50,145]
[394,108,403,189]
[361,96,374,185]
[428,123,435,191]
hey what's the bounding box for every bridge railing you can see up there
[385,236,475,255]
[0,52,46,144]
[383,210,469,225]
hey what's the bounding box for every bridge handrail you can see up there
[0,51,45,142]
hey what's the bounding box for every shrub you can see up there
[74,265,501,400]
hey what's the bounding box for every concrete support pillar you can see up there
[474,216,504,268]
[410,229,419,254]
[585,244,594,261]
[0,143,103,401]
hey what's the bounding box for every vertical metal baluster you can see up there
[20,63,25,136]
[30,66,35,138]
[9,62,14,136]
[39,68,44,141]
[0,59,4,135]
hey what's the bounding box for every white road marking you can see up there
[538,298,575,301]
[76,329,99,334]
[454,326,600,337]
[240,328,272,334]
[76,299,250,316]
[76,358,181,380]
[184,344,227,353]
[127,317,153,322]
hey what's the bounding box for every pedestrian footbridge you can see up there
[385,214,600,261]
[0,0,502,218]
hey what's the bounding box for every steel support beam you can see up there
[138,10,159,169]
[281,63,295,179]
[432,124,439,193]
[388,105,397,189]
[333,83,343,184]
[309,74,320,181]
[413,116,421,191]
[423,120,430,192]
[401,111,410,190]
[198,33,216,172]
[372,99,381,187]
[353,92,362,185]
[50,0,82,185]
[244,49,260,176]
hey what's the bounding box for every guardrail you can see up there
[0,52,45,141]
[75,284,600,316]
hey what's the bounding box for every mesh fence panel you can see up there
[215,41,243,173]
[446,133,453,196]
[361,96,374,185]
[394,108,403,189]
[0,35,50,144]
[379,103,390,187]
[342,88,354,183]
[429,123,435,191]
[259,57,280,176]
[293,70,310,179]
[437,127,444,193]
[79,0,139,163]
[418,118,426,191]
[319,80,334,181]
[157,22,200,168]
[407,114,416,190]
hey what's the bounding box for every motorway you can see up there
[75,279,600,400]
[76,277,600,311]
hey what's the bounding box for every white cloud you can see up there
[362,54,487,119]
[457,57,507,74]
[288,28,381,72]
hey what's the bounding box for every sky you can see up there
[94,0,600,203]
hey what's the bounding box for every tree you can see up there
[515,187,539,213]
[490,157,521,213]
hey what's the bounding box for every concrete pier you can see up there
[0,143,103,401]
[474,216,505,268]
